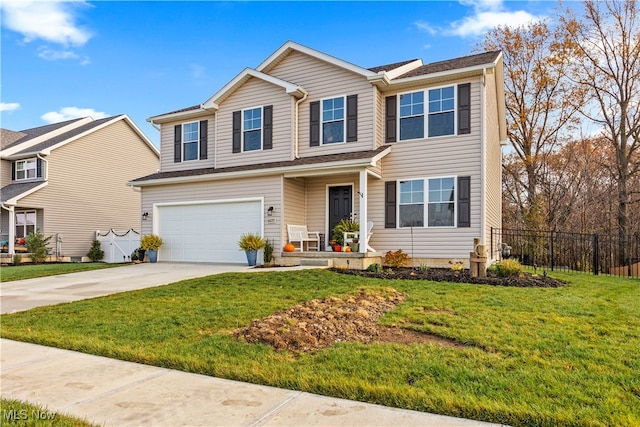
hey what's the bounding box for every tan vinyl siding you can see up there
[1,159,11,186]
[282,177,306,246]
[17,119,159,257]
[159,115,215,172]
[374,88,385,147]
[484,72,503,257]
[141,175,283,252]
[216,78,293,168]
[372,79,484,258]
[268,51,375,157]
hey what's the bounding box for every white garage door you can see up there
[157,200,262,263]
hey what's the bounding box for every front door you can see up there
[328,185,353,241]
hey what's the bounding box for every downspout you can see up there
[294,89,309,159]
[480,68,487,248]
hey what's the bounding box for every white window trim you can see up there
[321,95,347,145]
[397,85,457,142]
[398,176,458,228]
[15,158,38,181]
[242,105,264,152]
[15,210,36,238]
[182,121,200,162]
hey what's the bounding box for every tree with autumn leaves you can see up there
[482,0,640,247]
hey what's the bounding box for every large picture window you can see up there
[399,177,456,228]
[182,122,199,161]
[15,210,36,238]
[15,159,37,181]
[398,86,456,140]
[322,97,345,144]
[243,107,262,151]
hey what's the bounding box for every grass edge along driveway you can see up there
[1,269,638,426]
[1,263,121,282]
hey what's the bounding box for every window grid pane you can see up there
[399,180,424,227]
[427,178,455,227]
[322,97,345,144]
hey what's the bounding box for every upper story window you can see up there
[174,121,208,163]
[428,86,455,137]
[15,158,37,180]
[243,107,262,151]
[182,122,199,161]
[387,83,470,143]
[322,96,345,144]
[399,177,456,228]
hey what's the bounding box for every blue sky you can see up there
[1,0,561,146]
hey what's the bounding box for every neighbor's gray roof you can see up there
[13,116,118,155]
[0,181,45,203]
[1,118,86,151]
[132,146,390,183]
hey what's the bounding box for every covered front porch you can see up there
[275,249,382,270]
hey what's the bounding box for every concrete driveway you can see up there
[0,262,272,314]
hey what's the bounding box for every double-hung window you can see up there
[399,177,456,227]
[15,210,36,238]
[182,122,199,161]
[15,158,37,181]
[398,85,456,140]
[322,96,345,144]
[243,107,262,151]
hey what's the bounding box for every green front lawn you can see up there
[0,398,96,426]
[1,263,121,282]
[1,270,638,426]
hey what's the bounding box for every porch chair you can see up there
[343,221,375,252]
[286,224,321,252]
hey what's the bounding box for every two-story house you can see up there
[130,41,506,267]
[1,115,159,260]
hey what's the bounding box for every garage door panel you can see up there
[157,201,262,263]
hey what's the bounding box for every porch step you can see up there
[299,258,333,267]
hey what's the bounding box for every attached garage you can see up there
[155,199,263,263]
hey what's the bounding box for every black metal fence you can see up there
[491,228,640,278]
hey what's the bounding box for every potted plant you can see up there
[140,234,163,263]
[332,219,359,246]
[238,233,266,266]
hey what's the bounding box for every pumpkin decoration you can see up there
[283,243,295,252]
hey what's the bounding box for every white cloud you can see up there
[41,107,108,123]
[37,46,79,61]
[0,102,21,112]
[416,0,545,38]
[0,0,92,46]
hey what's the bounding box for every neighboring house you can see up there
[130,41,506,266]
[1,115,160,260]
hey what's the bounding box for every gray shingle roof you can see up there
[1,118,86,151]
[132,146,390,183]
[1,181,46,203]
[368,59,420,73]
[396,50,501,79]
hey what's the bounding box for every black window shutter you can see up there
[309,101,320,147]
[36,158,43,178]
[263,105,273,149]
[11,162,16,180]
[199,120,208,160]
[385,181,397,228]
[385,96,397,143]
[346,94,358,142]
[457,176,471,227]
[232,111,241,153]
[458,83,471,135]
[174,125,182,162]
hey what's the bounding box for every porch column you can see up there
[7,205,15,254]
[359,169,367,253]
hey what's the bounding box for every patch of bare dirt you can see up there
[332,267,566,287]
[233,288,459,353]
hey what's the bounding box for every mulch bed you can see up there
[331,267,566,287]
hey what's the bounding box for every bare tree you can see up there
[481,21,585,229]
[562,0,640,262]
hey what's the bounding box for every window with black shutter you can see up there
[199,120,208,160]
[385,96,397,143]
[309,101,320,147]
[457,83,471,135]
[385,181,397,228]
[173,125,182,162]
[457,176,471,227]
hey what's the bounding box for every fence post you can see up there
[593,234,599,275]
[550,230,554,272]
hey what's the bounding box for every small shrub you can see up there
[87,239,105,262]
[12,254,22,265]
[367,263,382,272]
[140,234,163,251]
[25,229,52,264]
[492,259,523,277]
[383,249,409,268]
[331,219,359,245]
[419,263,429,271]
[263,239,274,263]
[238,233,266,251]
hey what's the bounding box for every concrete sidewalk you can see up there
[1,340,499,426]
